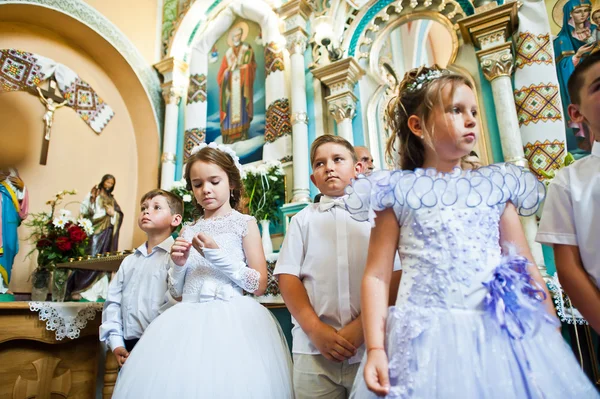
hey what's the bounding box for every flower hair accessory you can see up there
[405,69,446,92]
[190,142,244,174]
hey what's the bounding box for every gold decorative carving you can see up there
[477,44,514,81]
[285,28,309,55]
[291,111,309,125]
[161,152,177,164]
[13,357,71,399]
[328,96,358,123]
[161,85,184,105]
[277,0,313,22]
[312,58,365,95]
[458,2,518,49]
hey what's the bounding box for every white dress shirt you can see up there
[537,141,600,288]
[100,236,174,350]
[275,195,401,363]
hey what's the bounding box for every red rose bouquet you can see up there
[25,190,94,300]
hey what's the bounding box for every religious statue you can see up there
[593,2,600,42]
[217,22,257,144]
[66,174,123,300]
[36,86,67,142]
[554,0,598,157]
[0,168,28,295]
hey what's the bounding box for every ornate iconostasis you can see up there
[0,0,595,320]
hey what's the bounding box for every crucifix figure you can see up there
[36,79,67,165]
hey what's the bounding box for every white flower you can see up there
[256,164,268,175]
[77,218,94,236]
[59,209,72,218]
[269,176,278,181]
[189,142,244,174]
[182,194,192,203]
[172,179,186,189]
[53,217,68,229]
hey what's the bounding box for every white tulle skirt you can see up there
[112,296,293,398]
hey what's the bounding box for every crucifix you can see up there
[36,79,68,165]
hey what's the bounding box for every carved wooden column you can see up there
[280,0,312,203]
[312,58,365,145]
[460,3,548,277]
[154,57,188,190]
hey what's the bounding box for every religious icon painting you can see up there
[206,18,266,164]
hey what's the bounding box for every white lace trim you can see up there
[236,267,260,293]
[29,301,102,340]
[547,275,588,325]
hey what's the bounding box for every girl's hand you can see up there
[171,237,192,266]
[364,348,390,396]
[192,232,219,252]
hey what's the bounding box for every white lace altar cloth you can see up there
[28,301,103,340]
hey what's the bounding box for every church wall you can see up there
[0,23,140,293]
[83,0,162,64]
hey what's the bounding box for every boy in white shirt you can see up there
[537,52,600,334]
[100,189,183,366]
[275,135,400,399]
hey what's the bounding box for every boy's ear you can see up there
[310,174,317,186]
[355,161,365,176]
[407,115,424,139]
[568,103,586,125]
[172,214,183,227]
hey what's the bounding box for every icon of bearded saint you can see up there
[217,22,257,145]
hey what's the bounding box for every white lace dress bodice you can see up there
[169,211,254,302]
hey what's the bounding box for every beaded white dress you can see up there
[345,164,598,399]
[112,211,293,398]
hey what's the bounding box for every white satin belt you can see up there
[181,281,243,303]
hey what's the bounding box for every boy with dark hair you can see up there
[537,51,600,333]
[100,189,183,365]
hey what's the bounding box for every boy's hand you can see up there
[192,232,219,252]
[337,321,364,349]
[364,348,390,396]
[171,237,192,266]
[308,322,356,362]
[113,346,130,367]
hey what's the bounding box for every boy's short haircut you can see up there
[568,51,600,105]
[140,189,184,216]
[310,135,358,166]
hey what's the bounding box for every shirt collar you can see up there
[135,235,175,256]
[592,141,600,158]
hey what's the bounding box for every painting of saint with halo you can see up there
[207,20,266,164]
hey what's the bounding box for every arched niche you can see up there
[0,2,161,292]
[338,1,492,169]
[167,0,291,165]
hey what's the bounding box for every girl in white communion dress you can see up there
[112,143,293,398]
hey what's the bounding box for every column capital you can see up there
[327,93,358,124]
[285,28,309,55]
[161,84,185,105]
[458,2,518,50]
[477,43,514,82]
[312,58,365,123]
[278,0,313,30]
[154,57,188,86]
[312,57,365,95]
